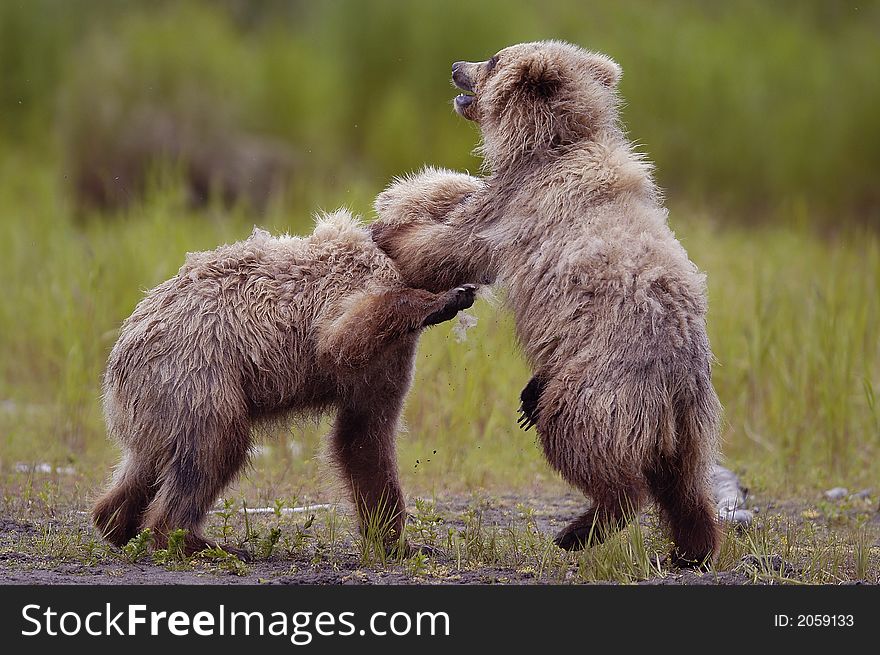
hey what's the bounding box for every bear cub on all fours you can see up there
[93,209,475,558]
[372,41,722,567]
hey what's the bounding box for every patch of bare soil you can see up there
[1,490,877,585]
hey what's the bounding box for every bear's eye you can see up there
[485,55,499,74]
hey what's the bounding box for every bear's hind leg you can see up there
[554,485,643,551]
[92,448,159,547]
[647,457,720,569]
[142,418,252,559]
[535,391,644,551]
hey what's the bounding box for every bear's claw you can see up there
[518,376,546,431]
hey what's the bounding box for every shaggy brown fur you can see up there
[372,41,722,566]
[93,209,475,557]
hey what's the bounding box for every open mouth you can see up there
[452,74,476,110]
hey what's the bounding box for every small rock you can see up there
[719,507,753,529]
[849,488,872,501]
[712,464,750,527]
[824,487,848,501]
[14,462,76,475]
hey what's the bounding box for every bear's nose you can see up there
[452,61,464,75]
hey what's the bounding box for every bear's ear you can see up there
[585,53,622,88]
[517,55,562,100]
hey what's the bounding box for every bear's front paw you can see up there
[449,284,477,311]
[422,285,477,327]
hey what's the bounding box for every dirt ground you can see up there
[2,481,878,585]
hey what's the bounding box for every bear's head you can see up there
[451,41,622,168]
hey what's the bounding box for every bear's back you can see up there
[107,210,400,407]
[167,210,398,318]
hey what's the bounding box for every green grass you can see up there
[0,156,878,500]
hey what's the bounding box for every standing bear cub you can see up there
[93,209,475,557]
[372,41,722,566]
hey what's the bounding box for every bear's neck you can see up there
[488,127,659,205]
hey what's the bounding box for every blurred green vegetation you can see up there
[1,1,879,501]
[1,0,878,217]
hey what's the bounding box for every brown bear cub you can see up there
[372,41,722,567]
[93,209,475,558]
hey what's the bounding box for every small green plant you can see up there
[153,528,188,566]
[321,508,343,557]
[358,494,404,566]
[215,497,236,544]
[257,526,282,560]
[121,529,153,563]
[287,513,315,554]
[404,550,429,578]
[197,546,249,576]
[410,498,444,548]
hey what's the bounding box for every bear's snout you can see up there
[451,62,475,93]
